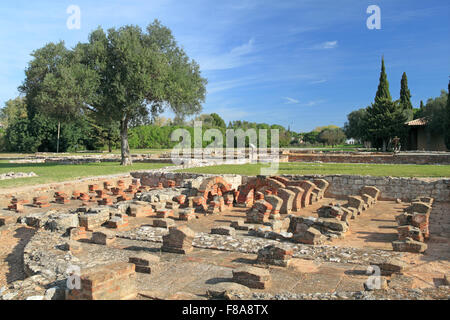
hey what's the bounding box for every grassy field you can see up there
[0,149,171,158]
[0,161,173,189]
[177,162,450,178]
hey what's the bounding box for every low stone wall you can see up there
[130,171,450,202]
[288,153,450,165]
[278,175,450,202]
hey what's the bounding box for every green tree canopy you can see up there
[19,20,207,165]
[344,108,368,142]
[399,72,413,110]
[375,57,392,103]
[318,127,346,147]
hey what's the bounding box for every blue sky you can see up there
[0,0,449,132]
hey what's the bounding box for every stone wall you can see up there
[277,175,450,202]
[130,172,450,202]
[288,153,450,165]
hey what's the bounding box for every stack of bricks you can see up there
[95,189,113,205]
[207,196,225,214]
[66,262,137,300]
[107,213,129,229]
[256,244,294,267]
[79,192,91,205]
[392,197,433,253]
[79,209,111,231]
[72,190,82,200]
[92,230,116,245]
[237,188,254,208]
[129,252,160,274]
[69,227,88,241]
[161,225,196,254]
[223,193,234,208]
[128,202,154,217]
[117,180,126,189]
[173,195,186,207]
[103,181,113,191]
[255,191,264,201]
[166,201,180,210]
[178,208,196,221]
[192,196,207,213]
[232,266,272,289]
[246,200,272,224]
[8,198,27,212]
[156,209,174,218]
[33,196,50,208]
[54,191,70,204]
[89,184,100,193]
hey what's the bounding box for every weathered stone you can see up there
[129,252,160,273]
[161,225,196,254]
[257,244,293,267]
[360,186,381,202]
[392,238,427,253]
[232,266,272,289]
[66,262,137,300]
[264,194,282,216]
[293,226,325,245]
[372,257,408,276]
[211,226,236,236]
[92,231,116,246]
[286,186,304,211]
[405,202,431,214]
[277,188,295,214]
[347,196,365,213]
[206,282,251,300]
[153,218,175,229]
[230,220,252,231]
[397,225,424,242]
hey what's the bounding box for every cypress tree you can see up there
[375,56,392,103]
[445,81,450,150]
[399,72,413,110]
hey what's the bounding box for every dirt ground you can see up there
[1,197,449,296]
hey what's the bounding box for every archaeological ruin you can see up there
[0,167,449,301]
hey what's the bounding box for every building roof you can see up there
[405,117,427,126]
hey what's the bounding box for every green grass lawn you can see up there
[0,149,171,158]
[0,161,173,189]
[177,162,450,178]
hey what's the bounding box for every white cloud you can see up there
[312,40,338,50]
[283,97,300,104]
[199,38,257,71]
[309,79,327,84]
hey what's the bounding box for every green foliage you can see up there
[445,82,450,150]
[0,97,27,127]
[399,72,413,110]
[344,108,368,141]
[421,90,448,136]
[18,20,207,164]
[375,57,392,103]
[209,113,226,128]
[365,98,408,150]
[318,128,346,147]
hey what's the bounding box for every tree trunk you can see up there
[107,129,112,153]
[56,121,61,153]
[120,119,132,166]
[382,139,387,152]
